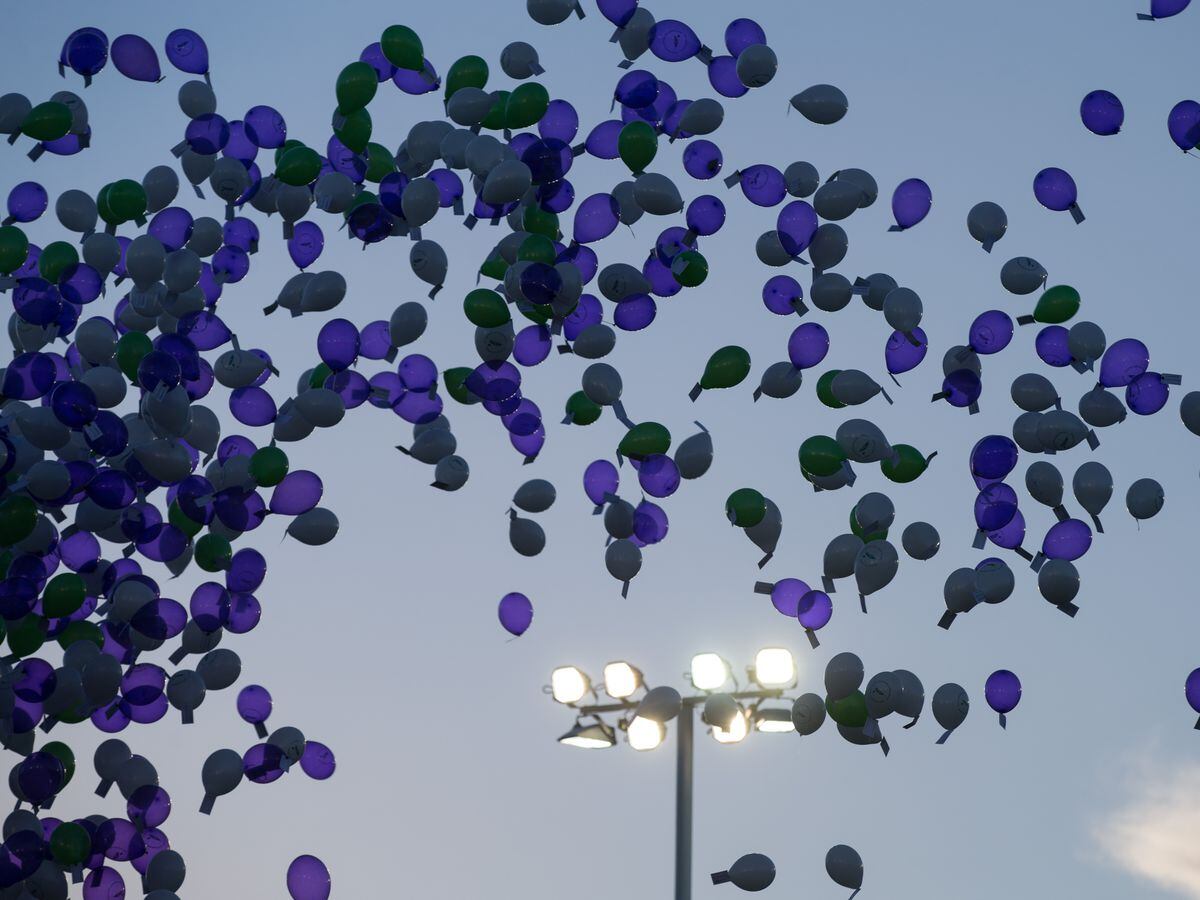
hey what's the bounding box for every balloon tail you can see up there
[757,551,773,569]
[1030,552,1046,572]
[1061,602,1079,618]
[609,26,622,42]
[849,890,861,899]
[723,170,743,188]
[937,611,956,630]
[822,575,836,594]
[752,388,762,402]
[621,580,630,598]
[182,709,194,725]
[199,794,215,815]
[1090,513,1103,533]
[1054,505,1070,523]
[905,331,922,347]
[711,872,731,885]
[981,239,994,252]
[858,593,868,613]
[968,402,980,415]
[887,224,903,232]
[1016,314,1035,325]
[1069,203,1086,224]
[95,778,112,797]
[1015,546,1034,562]
[753,581,775,595]
[880,388,893,405]
[1086,429,1100,450]
[688,383,703,402]
[972,529,987,549]
[26,145,45,162]
[1194,716,1200,730]
[255,722,268,739]
[879,736,890,756]
[1137,11,1155,18]
[888,371,901,387]
[936,730,952,745]
[806,629,820,649]
[903,715,919,730]
[617,58,634,69]
[999,713,1007,729]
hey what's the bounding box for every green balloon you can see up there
[308,362,333,389]
[273,139,305,167]
[518,300,555,324]
[522,204,559,239]
[276,145,323,186]
[565,391,602,425]
[505,82,550,129]
[364,143,396,183]
[849,508,887,543]
[443,367,478,405]
[881,444,930,483]
[464,288,511,327]
[334,107,372,153]
[21,101,71,142]
[343,191,378,219]
[381,24,425,71]
[5,615,45,658]
[115,331,153,382]
[445,55,489,101]
[481,90,510,131]
[195,533,232,573]
[618,422,671,459]
[96,183,117,226]
[479,251,508,281]
[826,691,869,728]
[0,226,29,275]
[106,179,147,224]
[816,370,845,408]
[336,61,379,114]
[618,120,657,174]
[1033,284,1080,324]
[169,501,204,539]
[799,435,846,478]
[671,250,707,287]
[0,495,37,546]
[42,573,85,618]
[42,741,75,786]
[50,823,91,867]
[700,345,751,391]
[38,241,79,283]
[55,619,102,650]
[725,488,767,527]
[518,234,557,264]
[250,446,289,487]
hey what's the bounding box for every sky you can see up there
[4,0,1200,897]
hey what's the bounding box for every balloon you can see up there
[825,845,864,895]
[984,670,1022,727]
[889,178,931,230]
[287,854,331,900]
[1126,477,1165,520]
[498,592,533,636]
[1140,0,1192,20]
[932,683,969,743]
[711,853,775,891]
[967,201,1007,251]
[1168,100,1200,151]
[1080,90,1124,135]
[692,346,751,399]
[1033,167,1084,223]
[790,84,848,124]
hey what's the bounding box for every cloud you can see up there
[1094,760,1200,899]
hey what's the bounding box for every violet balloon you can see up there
[498,592,534,637]
[889,178,932,231]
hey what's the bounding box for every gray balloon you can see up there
[677,98,724,135]
[401,178,441,227]
[932,683,969,738]
[756,361,803,400]
[0,94,32,138]
[1012,411,1045,453]
[826,845,864,891]
[163,248,202,294]
[974,559,1014,604]
[275,183,312,226]
[582,363,623,406]
[74,317,117,364]
[482,159,533,205]
[754,230,795,267]
[1079,385,1127,428]
[403,428,457,464]
[200,749,243,809]
[790,84,849,124]
[835,168,878,208]
[612,180,644,226]
[633,173,683,215]
[892,669,925,722]
[573,323,617,359]
[854,540,898,603]
[883,287,922,332]
[1025,461,1064,509]
[1126,478,1164,520]
[313,172,356,213]
[82,232,122,275]
[1000,256,1047,295]
[177,80,216,118]
[180,150,215,194]
[943,567,979,616]
[865,671,899,719]
[1072,461,1112,529]
[637,685,681,723]
[55,189,98,236]
[439,128,475,169]
[901,521,940,560]
[1181,391,1200,436]
[465,134,509,178]
[808,223,848,271]
[197,648,241,690]
[1038,558,1080,609]
[500,41,543,79]
[509,512,546,556]
[390,302,429,349]
[125,235,166,288]
[410,240,447,296]
[812,179,863,221]
[618,8,655,63]
[115,756,158,800]
[187,217,224,258]
[703,693,741,729]
[831,369,885,406]
[294,388,345,428]
[1010,373,1058,412]
[145,850,186,893]
[475,324,515,362]
[854,493,895,534]
[407,120,453,165]
[744,498,782,564]
[967,201,1007,251]
[675,426,713,479]
[514,479,557,513]
[301,271,347,313]
[167,670,206,720]
[944,347,981,378]
[824,652,864,700]
[527,0,575,25]
[604,497,636,539]
[1037,410,1090,452]
[811,273,853,312]
[824,534,864,588]
[599,263,650,302]
[715,853,776,892]
[209,157,250,205]
[432,455,470,491]
[735,44,777,88]
[790,693,827,735]
[605,539,642,591]
[836,418,892,464]
[784,161,819,198]
[1067,321,1106,369]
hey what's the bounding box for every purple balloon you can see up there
[573,193,620,244]
[1042,519,1092,561]
[1080,90,1124,136]
[584,120,622,159]
[270,471,322,516]
[739,164,786,207]
[300,741,336,780]
[614,294,657,331]
[1033,167,1080,215]
[762,275,803,316]
[614,69,659,109]
[631,499,668,545]
[243,742,285,784]
[111,34,161,82]
[885,327,929,375]
[1035,325,1072,367]
[237,685,272,726]
[649,19,701,61]
[1126,371,1169,415]
[392,58,438,95]
[776,200,818,256]
[1099,338,1149,387]
[229,386,277,427]
[797,589,833,631]
[513,325,552,367]
[970,435,1019,480]
[164,28,209,77]
[62,27,109,81]
[1187,668,1200,714]
[725,18,767,55]
[82,867,125,900]
[682,140,723,180]
[466,361,520,402]
[498,592,533,637]
[564,294,602,341]
[185,114,229,155]
[5,182,47,224]
[985,670,1022,718]
[686,195,726,236]
[583,459,618,506]
[127,785,171,830]
[510,425,545,461]
[890,178,932,230]
[637,454,681,498]
[769,578,808,617]
[708,56,749,99]
[969,310,1014,355]
[788,322,830,369]
[287,854,331,900]
[1168,100,1200,151]
[317,319,360,372]
[974,483,1019,532]
[941,369,982,408]
[643,254,682,298]
[1145,0,1192,19]
[287,221,324,270]
[539,100,580,144]
[244,105,287,149]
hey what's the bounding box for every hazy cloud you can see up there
[1094,760,1200,899]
